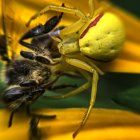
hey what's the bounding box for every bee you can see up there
[0,1,80,139]
[1,12,80,129]
[29,117,41,140]
[0,14,59,126]
[27,0,125,137]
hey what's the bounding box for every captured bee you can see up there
[0,1,80,140]
[2,39,58,127]
[2,58,59,127]
[2,12,78,128]
[29,117,41,140]
[27,0,125,138]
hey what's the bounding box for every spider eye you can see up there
[85,43,90,47]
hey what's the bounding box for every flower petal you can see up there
[1,108,140,140]
[97,41,140,73]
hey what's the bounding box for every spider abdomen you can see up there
[79,12,125,61]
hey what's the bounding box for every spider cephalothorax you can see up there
[27,0,125,137]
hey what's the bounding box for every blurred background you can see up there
[0,0,140,112]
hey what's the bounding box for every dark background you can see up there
[110,0,140,17]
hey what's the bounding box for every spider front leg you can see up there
[27,4,87,37]
[43,58,98,137]
[88,0,95,18]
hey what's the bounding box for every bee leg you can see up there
[48,84,77,90]
[26,3,64,27]
[8,111,15,127]
[20,51,34,60]
[36,55,60,65]
[26,4,86,36]
[20,50,57,65]
[29,116,41,140]
[20,80,38,87]
[26,106,56,119]
[35,55,52,65]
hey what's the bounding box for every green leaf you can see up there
[113,87,140,111]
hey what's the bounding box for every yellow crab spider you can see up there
[27,0,125,138]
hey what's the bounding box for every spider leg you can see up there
[19,12,63,51]
[88,0,95,18]
[20,51,51,64]
[43,69,91,99]
[63,58,99,138]
[26,4,87,37]
[48,84,77,90]
[20,80,77,90]
[44,81,90,99]
[82,55,104,75]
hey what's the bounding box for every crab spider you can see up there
[27,0,125,138]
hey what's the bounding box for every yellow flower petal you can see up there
[96,40,140,73]
[1,108,140,140]
[105,2,140,44]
